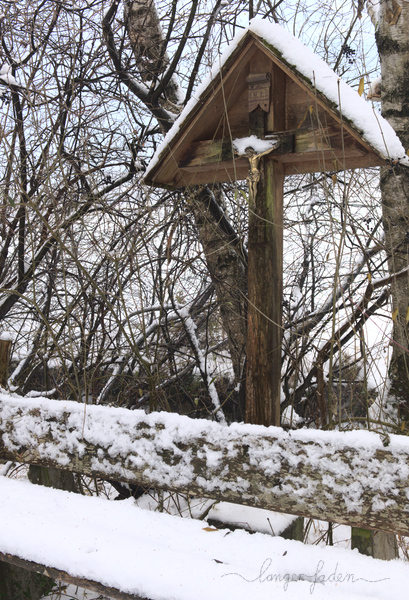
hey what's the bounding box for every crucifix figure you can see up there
[244,141,280,204]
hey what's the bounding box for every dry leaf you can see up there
[367,273,372,282]
[358,77,365,97]
[202,527,218,532]
[392,307,399,322]
[406,307,409,323]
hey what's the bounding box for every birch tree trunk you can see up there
[125,0,247,385]
[376,0,409,426]
[190,187,247,383]
[124,0,179,109]
[352,0,409,561]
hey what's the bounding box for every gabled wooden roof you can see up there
[144,22,407,189]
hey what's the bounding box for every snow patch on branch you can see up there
[0,63,18,87]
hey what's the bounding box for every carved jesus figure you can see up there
[245,142,280,204]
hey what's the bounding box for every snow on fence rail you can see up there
[1,393,409,536]
[4,475,409,600]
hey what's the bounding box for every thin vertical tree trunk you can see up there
[376,0,409,426]
[125,0,248,385]
[350,0,409,561]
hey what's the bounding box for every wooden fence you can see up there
[1,395,409,536]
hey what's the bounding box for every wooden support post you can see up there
[0,338,11,388]
[0,558,55,600]
[245,59,285,428]
[0,553,145,600]
[246,157,283,426]
[351,527,398,560]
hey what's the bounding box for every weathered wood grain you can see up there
[245,158,284,427]
[0,339,11,388]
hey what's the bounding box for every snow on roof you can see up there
[145,19,408,181]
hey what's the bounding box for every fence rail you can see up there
[1,394,409,535]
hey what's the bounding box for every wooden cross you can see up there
[144,30,390,429]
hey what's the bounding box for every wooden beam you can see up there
[177,128,372,174]
[176,149,382,185]
[179,133,293,169]
[0,553,146,600]
[2,396,409,535]
[282,153,383,175]
[244,52,284,429]
[179,139,234,166]
[246,158,283,427]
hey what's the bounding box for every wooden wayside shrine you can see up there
[1,23,408,600]
[144,29,389,427]
[144,32,387,189]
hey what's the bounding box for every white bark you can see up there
[125,0,180,108]
[124,2,247,383]
[377,0,409,415]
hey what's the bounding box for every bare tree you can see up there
[0,0,398,429]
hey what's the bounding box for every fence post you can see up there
[351,527,398,560]
[0,338,12,388]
